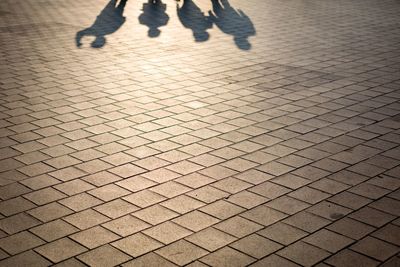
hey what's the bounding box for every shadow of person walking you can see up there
[208,0,255,50]
[177,0,212,42]
[139,0,169,38]
[76,0,127,48]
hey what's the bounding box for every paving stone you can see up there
[277,241,331,267]
[324,249,379,267]
[103,215,150,237]
[327,217,375,240]
[123,252,177,267]
[0,250,51,267]
[200,247,255,267]
[77,244,131,266]
[303,229,354,253]
[351,236,399,261]
[156,240,208,265]
[0,213,41,234]
[63,209,109,230]
[30,219,79,242]
[70,226,119,249]
[258,222,308,245]
[186,227,236,251]
[1,0,400,264]
[112,233,163,257]
[143,221,192,244]
[35,238,87,263]
[133,204,178,225]
[0,231,45,255]
[28,202,73,222]
[230,234,282,258]
[249,254,301,267]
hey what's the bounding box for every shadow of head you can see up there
[194,31,210,42]
[91,36,107,48]
[148,27,161,37]
[234,36,251,50]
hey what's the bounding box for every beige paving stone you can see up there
[123,252,178,267]
[0,213,41,234]
[0,182,31,200]
[0,231,44,255]
[349,206,396,227]
[200,247,255,267]
[28,202,73,222]
[371,224,400,246]
[0,197,36,216]
[186,185,229,203]
[20,174,60,190]
[35,238,87,263]
[351,236,399,261]
[283,211,330,233]
[324,249,379,267]
[277,241,331,267]
[133,204,178,225]
[258,222,308,245]
[156,240,208,265]
[249,254,301,267]
[58,192,103,212]
[249,181,291,199]
[186,227,236,251]
[214,216,263,238]
[150,181,191,198]
[266,195,310,215]
[63,209,109,230]
[289,186,331,204]
[103,215,150,237]
[88,184,130,201]
[161,195,205,214]
[71,226,119,249]
[303,229,354,253]
[83,171,122,186]
[242,205,287,226]
[53,179,95,196]
[23,187,66,205]
[226,190,268,209]
[30,219,78,242]
[327,217,375,240]
[112,233,163,257]
[144,221,192,244]
[200,200,245,220]
[230,234,282,259]
[0,250,51,266]
[234,169,274,185]
[175,173,215,188]
[94,199,138,219]
[116,176,156,192]
[123,190,166,208]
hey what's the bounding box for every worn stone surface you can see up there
[0,0,399,265]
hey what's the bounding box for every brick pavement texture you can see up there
[0,0,399,265]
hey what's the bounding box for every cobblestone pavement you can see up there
[0,0,399,265]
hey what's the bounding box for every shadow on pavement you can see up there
[209,0,256,50]
[76,0,127,48]
[139,0,169,38]
[177,0,212,42]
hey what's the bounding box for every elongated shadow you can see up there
[208,0,256,50]
[76,0,127,48]
[139,0,169,38]
[177,0,212,42]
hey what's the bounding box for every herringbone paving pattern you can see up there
[0,0,399,265]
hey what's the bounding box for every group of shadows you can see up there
[76,0,256,50]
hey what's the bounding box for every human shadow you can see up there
[76,0,127,48]
[208,0,256,50]
[177,0,212,42]
[139,0,169,38]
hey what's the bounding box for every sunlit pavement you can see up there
[0,0,399,265]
